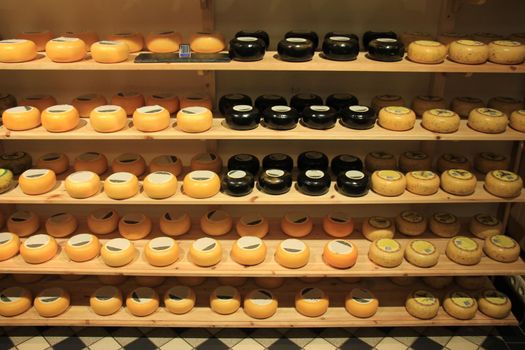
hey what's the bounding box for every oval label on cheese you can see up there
[150,237,174,251]
[131,287,154,303]
[22,169,49,179]
[376,238,400,252]
[305,170,324,179]
[433,212,457,224]
[480,152,505,161]
[95,286,118,301]
[491,170,519,182]
[0,287,24,303]
[194,237,217,252]
[215,286,236,300]
[429,109,455,117]
[41,153,62,162]
[242,214,263,226]
[385,106,410,115]
[493,40,521,47]
[137,105,164,114]
[281,239,306,253]
[328,240,354,254]
[404,151,427,160]
[330,36,351,41]
[490,235,516,249]
[181,106,208,115]
[94,105,121,113]
[237,36,258,42]
[1,39,29,44]
[286,213,308,224]
[266,169,284,178]
[167,286,190,301]
[0,232,14,245]
[310,105,330,112]
[117,154,139,163]
[482,290,507,305]
[190,170,214,181]
[351,288,374,304]
[377,170,401,181]
[68,171,95,183]
[147,171,174,184]
[227,170,247,179]
[345,170,364,180]
[248,290,273,305]
[451,291,475,308]
[349,106,369,113]
[447,169,473,180]
[369,216,392,229]
[108,172,133,184]
[453,237,478,252]
[52,37,80,42]
[105,238,130,252]
[410,240,435,255]
[286,38,307,43]
[47,105,74,113]
[68,234,93,247]
[271,105,291,113]
[457,39,484,46]
[301,287,323,303]
[377,38,397,43]
[401,211,423,223]
[38,288,63,303]
[237,236,262,250]
[411,171,436,180]
[475,213,499,226]
[233,105,253,112]
[477,108,504,117]
[24,234,50,249]
[413,290,437,305]
[415,40,441,47]
[6,106,34,114]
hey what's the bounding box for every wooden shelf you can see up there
[2,118,525,141]
[0,277,516,327]
[0,52,523,73]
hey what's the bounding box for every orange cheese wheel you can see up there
[275,238,310,268]
[112,153,146,176]
[20,234,58,264]
[107,32,144,53]
[65,171,101,199]
[231,236,267,266]
[101,238,136,267]
[345,288,379,318]
[236,214,269,238]
[118,213,152,240]
[133,105,171,132]
[323,239,358,269]
[295,287,329,317]
[0,232,20,261]
[144,236,179,267]
[34,287,70,317]
[61,31,99,50]
[164,286,195,315]
[7,210,40,237]
[2,106,41,131]
[91,41,130,63]
[0,39,38,63]
[149,155,183,176]
[200,209,232,236]
[90,286,122,316]
[146,93,180,114]
[322,212,354,238]
[143,171,178,199]
[41,104,80,132]
[159,211,191,237]
[45,212,78,238]
[210,286,240,315]
[244,289,278,319]
[126,287,159,317]
[190,32,226,53]
[104,172,139,200]
[16,31,54,51]
[183,170,220,199]
[180,95,213,111]
[72,93,107,117]
[74,152,108,175]
[280,212,313,238]
[90,105,128,133]
[0,286,32,316]
[87,208,119,235]
[19,169,57,195]
[190,152,222,174]
[176,106,213,133]
[65,233,100,262]
[19,94,57,113]
[45,37,86,62]
[111,92,145,116]
[145,31,183,53]
[36,153,69,175]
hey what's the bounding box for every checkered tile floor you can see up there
[1,325,524,350]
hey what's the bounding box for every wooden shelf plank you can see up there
[0,52,523,73]
[0,277,516,327]
[2,119,525,141]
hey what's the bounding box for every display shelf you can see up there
[0,277,516,327]
[0,52,523,73]
[2,118,525,141]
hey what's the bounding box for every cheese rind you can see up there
[468,107,508,134]
[107,32,144,53]
[90,105,128,133]
[176,106,213,133]
[437,153,470,173]
[295,287,329,317]
[510,110,525,132]
[322,213,354,238]
[443,290,478,320]
[474,152,510,174]
[210,286,240,315]
[365,152,397,172]
[74,152,108,175]
[126,287,159,317]
[159,211,191,237]
[7,210,40,237]
[111,92,145,116]
[231,236,267,266]
[469,213,502,239]
[323,239,358,269]
[398,151,432,172]
[90,286,122,316]
[345,288,379,318]
[371,170,406,196]
[41,104,80,132]
[20,234,58,264]
[118,213,152,240]
[244,289,278,319]
[488,40,525,65]
[2,106,41,131]
[183,170,220,199]
[101,238,136,267]
[236,214,269,238]
[144,236,179,267]
[146,94,180,114]
[72,94,107,118]
[190,32,226,53]
[440,169,477,195]
[451,96,485,118]
[407,40,447,64]
[46,37,86,62]
[362,216,395,241]
[449,40,489,64]
[429,212,460,237]
[133,105,170,132]
[19,169,57,195]
[488,96,523,117]
[405,240,439,267]
[0,286,32,316]
[65,171,100,198]
[65,233,100,262]
[446,236,482,265]
[45,212,78,238]
[91,41,129,63]
[19,94,57,113]
[483,234,520,263]
[484,170,523,198]
[422,108,460,133]
[411,95,447,117]
[478,289,512,319]
[396,210,427,236]
[36,153,69,175]
[189,237,222,267]
[143,171,178,199]
[200,209,232,236]
[406,171,440,195]
[34,287,70,317]
[145,31,182,53]
[87,208,119,235]
[368,238,404,267]
[164,286,196,314]
[275,238,310,268]
[281,212,313,238]
[104,172,139,200]
[0,39,37,62]
[16,31,54,51]
[406,290,440,319]
[378,106,416,131]
[0,232,20,261]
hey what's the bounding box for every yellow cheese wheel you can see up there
[449,40,489,64]
[65,171,100,199]
[34,287,70,317]
[144,236,179,267]
[19,169,57,195]
[190,32,225,53]
[451,96,485,118]
[217,277,248,287]
[345,288,379,318]
[371,170,406,196]
[65,233,100,262]
[244,289,278,319]
[149,155,183,176]
[294,287,328,317]
[143,171,178,199]
[437,153,470,173]
[411,95,447,117]
[112,153,146,176]
[484,170,522,198]
[369,238,404,267]
[183,170,220,199]
[87,208,119,235]
[0,168,12,193]
[145,31,182,53]
[107,32,144,53]
[74,152,108,175]
[180,94,214,111]
[45,37,86,62]
[111,92,145,116]
[422,108,460,133]
[126,287,159,316]
[254,277,285,289]
[36,153,69,175]
[440,169,477,196]
[176,106,213,133]
[90,105,128,132]
[231,236,267,266]
[90,286,122,316]
[405,290,440,319]
[146,94,180,114]
[164,286,195,314]
[7,210,40,237]
[429,212,460,237]
[0,232,20,261]
[281,212,313,238]
[134,276,165,287]
[362,216,395,241]
[61,31,99,50]
[469,213,503,239]
[322,239,358,269]
[488,40,525,64]
[275,238,310,268]
[483,234,520,263]
[41,104,80,132]
[399,151,433,172]
[0,286,32,316]
[2,106,41,131]
[16,31,54,51]
[488,96,523,117]
[210,286,240,315]
[177,276,206,286]
[133,105,171,132]
[405,240,439,267]
[236,214,269,238]
[71,93,107,118]
[407,40,447,64]
[474,152,510,174]
[45,212,78,238]
[118,213,152,240]
[378,106,416,131]
[91,40,129,63]
[478,289,512,319]
[19,94,57,113]
[101,238,136,267]
[468,107,508,134]
[0,39,38,63]
[510,110,525,132]
[322,212,354,238]
[406,171,440,195]
[20,234,58,264]
[190,152,223,174]
[159,211,191,237]
[104,172,139,200]
[446,236,482,265]
[189,237,222,266]
[443,290,478,320]
[396,210,427,236]
[371,94,406,111]
[200,209,232,236]
[400,32,434,48]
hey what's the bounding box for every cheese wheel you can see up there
[87,208,119,235]
[236,214,269,238]
[176,106,213,133]
[406,290,440,319]
[107,32,144,53]
[190,32,225,53]
[146,93,179,114]
[400,32,434,48]
[180,95,213,111]
[19,168,57,195]
[190,152,222,174]
[20,234,58,264]
[183,170,220,199]
[345,288,379,318]
[210,286,240,314]
[275,239,310,268]
[443,291,478,320]
[369,238,404,267]
[34,287,70,317]
[405,240,439,267]
[134,276,166,287]
[64,171,100,199]
[398,151,432,173]
[91,40,129,63]
[112,153,146,176]
[90,105,128,133]
[474,152,510,174]
[0,168,14,194]
[322,213,354,238]
[437,153,470,173]
[449,40,489,64]
[111,92,145,116]
[371,94,406,111]
[323,239,358,269]
[72,93,107,118]
[0,286,32,316]
[407,40,447,64]
[143,171,178,199]
[478,289,512,319]
[294,287,328,317]
[145,31,182,53]
[0,39,37,62]
[411,95,447,116]
[483,234,520,263]
[430,212,460,237]
[74,152,108,175]
[280,212,313,238]
[441,169,477,196]
[45,212,78,238]
[489,96,523,117]
[36,153,69,174]
[16,31,54,51]
[97,275,127,285]
[468,108,508,133]
[446,236,482,265]
[164,286,195,314]
[396,211,427,236]
[510,110,525,132]
[177,276,206,286]
[472,32,504,44]
[90,286,122,316]
[46,37,86,62]
[200,209,232,236]
[7,210,39,237]
[41,104,80,132]
[144,236,179,267]
[2,106,41,131]
[104,172,139,200]
[378,106,416,131]
[133,105,170,132]
[159,211,191,237]
[189,237,222,267]
[371,170,406,196]
[422,109,460,133]
[61,31,99,50]
[126,287,159,317]
[231,236,267,266]
[254,277,285,289]
[19,94,57,113]
[451,96,485,118]
[438,32,468,46]
[0,232,20,261]
[65,233,100,262]
[362,216,395,241]
[406,171,440,195]
[101,238,136,267]
[118,213,152,240]
[469,213,502,239]
[245,289,278,319]
[217,277,248,287]
[484,170,523,198]
[149,155,183,176]
[488,40,525,64]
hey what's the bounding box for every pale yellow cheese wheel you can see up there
[362,216,395,241]
[407,40,447,64]
[34,287,70,317]
[429,212,460,238]
[449,40,489,64]
[446,236,482,265]
[422,108,460,133]
[510,110,525,132]
[244,289,278,319]
[91,40,129,63]
[488,40,525,65]
[478,289,512,319]
[474,152,510,174]
[90,286,122,316]
[378,106,416,131]
[443,290,478,320]
[396,210,427,236]
[441,169,477,196]
[468,108,508,134]
[164,286,195,314]
[406,171,440,196]
[368,238,404,267]
[295,287,329,317]
[469,213,503,239]
[371,170,406,196]
[45,37,86,63]
[404,240,439,267]
[484,170,523,198]
[483,234,520,263]
[126,287,159,316]
[0,39,37,63]
[275,238,310,269]
[210,286,240,315]
[405,290,440,319]
[451,96,485,118]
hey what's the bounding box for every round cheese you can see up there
[89,105,128,133]
[189,237,222,266]
[422,109,460,133]
[0,286,32,316]
[294,287,329,317]
[45,212,78,238]
[133,105,170,132]
[406,290,439,319]
[19,94,57,113]
[190,32,226,53]
[143,171,177,199]
[210,286,240,315]
[280,212,313,238]
[104,172,139,200]
[371,94,406,111]
[378,106,416,131]
[423,276,452,289]
[16,31,54,51]
[231,236,267,266]
[437,153,470,173]
[90,286,122,316]
[91,40,129,63]
[19,169,56,195]
[396,211,427,236]
[275,238,310,268]
[478,289,512,319]
[2,106,41,131]
[488,40,525,65]
[443,291,478,320]
[176,106,213,133]
[87,208,119,235]
[468,108,508,134]
[0,232,20,261]
[180,94,213,111]
[41,104,80,132]
[236,214,269,238]
[112,153,146,176]
[0,39,37,63]
[474,152,510,174]
[146,93,179,114]
[61,31,99,50]
[371,170,406,196]
[159,211,191,237]
[345,288,379,318]
[34,287,70,317]
[183,170,220,199]
[118,213,152,240]
[244,289,278,319]
[441,169,477,196]
[411,95,447,117]
[7,210,40,237]
[46,37,86,62]
[368,238,404,267]
[200,209,232,236]
[400,32,434,48]
[323,239,358,269]
[71,93,107,118]
[20,234,58,264]
[484,170,523,198]
[107,32,144,53]
[65,233,100,262]
[190,152,222,173]
[65,171,100,199]
[405,240,439,267]
[488,96,523,117]
[399,151,432,172]
[177,276,206,286]
[126,287,159,316]
[362,216,395,241]
[144,236,179,267]
[134,276,166,287]
[446,236,482,265]
[365,151,397,172]
[101,238,136,267]
[149,155,183,176]
[484,234,520,263]
[254,277,285,289]
[470,213,502,239]
[408,40,447,64]
[430,212,460,237]
[36,153,69,175]
[145,31,182,53]
[510,110,525,132]
[164,286,195,314]
[74,152,108,175]
[473,32,504,44]
[111,92,145,116]
[451,96,485,118]
[449,40,489,64]
[406,171,440,195]
[322,212,354,238]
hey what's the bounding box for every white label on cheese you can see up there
[310,105,330,112]
[233,105,253,112]
[266,169,284,177]
[301,287,323,303]
[237,236,262,250]
[99,40,120,46]
[167,286,190,301]
[1,39,27,44]
[330,36,351,41]
[68,171,95,183]
[286,37,307,43]
[181,106,208,115]
[24,234,50,249]
[38,288,63,303]
[131,287,154,303]
[137,105,164,114]
[52,37,80,42]
[281,239,306,253]
[328,240,353,254]
[237,36,258,42]
[228,170,247,179]
[23,169,49,179]
[68,233,93,247]
[477,108,503,117]
[94,105,121,113]
[429,109,455,117]
[95,286,118,301]
[190,170,214,181]
[349,105,369,113]
[306,170,324,179]
[215,286,236,300]
[0,287,23,303]
[377,38,397,43]
[106,238,130,252]
[7,106,34,113]
[147,171,174,184]
[0,232,14,245]
[150,237,174,251]
[457,40,484,46]
[249,290,273,305]
[47,104,73,113]
[194,237,217,251]
[108,172,133,184]
[345,170,364,180]
[271,105,291,113]
[351,288,374,304]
